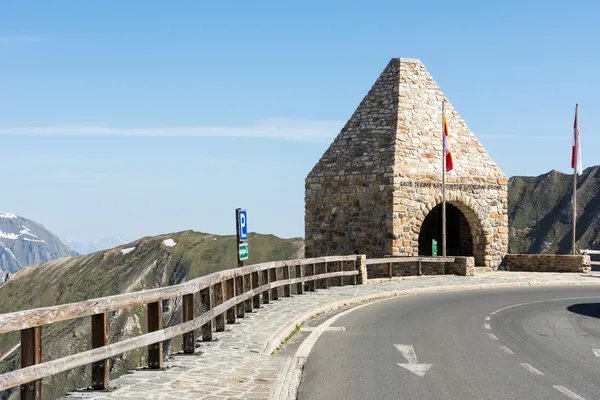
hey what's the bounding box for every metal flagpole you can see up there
[442,101,447,259]
[572,104,578,255]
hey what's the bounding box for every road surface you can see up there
[297,286,600,400]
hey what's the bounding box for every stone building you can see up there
[305,57,508,269]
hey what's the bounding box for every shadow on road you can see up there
[567,303,600,319]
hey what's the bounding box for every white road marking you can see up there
[498,345,514,355]
[519,363,543,375]
[484,324,491,330]
[485,316,491,321]
[553,386,586,400]
[593,348,600,357]
[295,302,378,358]
[490,296,600,316]
[396,363,431,377]
[300,326,346,332]
[488,333,498,340]
[394,344,418,364]
[393,344,432,377]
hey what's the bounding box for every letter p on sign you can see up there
[238,210,248,241]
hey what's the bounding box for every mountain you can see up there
[0,213,77,278]
[63,236,127,255]
[0,230,304,400]
[508,166,600,254]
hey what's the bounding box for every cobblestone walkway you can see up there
[63,272,600,400]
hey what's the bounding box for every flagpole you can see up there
[442,101,447,259]
[572,103,578,255]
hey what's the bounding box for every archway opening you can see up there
[418,203,473,257]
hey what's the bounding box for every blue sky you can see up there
[1,1,598,243]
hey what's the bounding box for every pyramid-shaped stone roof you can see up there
[309,58,505,181]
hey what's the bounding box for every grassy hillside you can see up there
[0,230,304,400]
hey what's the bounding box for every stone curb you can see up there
[266,278,600,400]
[263,278,600,356]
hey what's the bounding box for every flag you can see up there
[443,113,454,174]
[571,106,582,175]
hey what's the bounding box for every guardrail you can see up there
[580,249,600,267]
[0,255,362,399]
[366,256,455,277]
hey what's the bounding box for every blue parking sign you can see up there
[238,210,247,241]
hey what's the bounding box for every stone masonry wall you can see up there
[305,58,509,269]
[499,254,591,273]
[389,59,507,268]
[367,256,475,278]
[305,60,400,258]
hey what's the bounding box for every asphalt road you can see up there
[297,287,600,400]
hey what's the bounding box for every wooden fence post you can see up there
[214,282,225,332]
[339,260,345,286]
[352,258,357,285]
[235,276,245,319]
[296,264,304,294]
[226,279,236,324]
[309,263,316,291]
[91,313,109,390]
[244,273,253,313]
[283,264,291,297]
[20,326,41,400]
[252,271,261,308]
[262,268,270,304]
[200,287,213,341]
[182,293,195,354]
[388,262,393,278]
[147,301,163,369]
[270,267,278,301]
[323,262,329,289]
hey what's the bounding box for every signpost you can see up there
[236,208,248,267]
[238,243,249,261]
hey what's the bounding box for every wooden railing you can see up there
[366,256,455,278]
[0,255,362,399]
[580,249,600,267]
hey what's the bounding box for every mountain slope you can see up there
[508,166,600,254]
[0,230,304,400]
[0,213,76,277]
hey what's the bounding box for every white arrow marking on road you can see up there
[394,344,432,377]
[593,348,600,357]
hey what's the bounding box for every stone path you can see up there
[62,272,600,400]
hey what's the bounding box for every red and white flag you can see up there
[443,113,454,174]
[571,105,582,175]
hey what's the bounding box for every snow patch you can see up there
[163,239,177,247]
[23,237,47,244]
[0,231,19,240]
[120,247,135,255]
[0,213,17,219]
[0,243,21,266]
[19,228,38,238]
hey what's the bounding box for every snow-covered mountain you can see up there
[63,236,128,255]
[0,212,76,277]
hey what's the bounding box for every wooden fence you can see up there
[365,256,455,278]
[0,255,362,399]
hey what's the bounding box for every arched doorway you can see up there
[418,203,474,258]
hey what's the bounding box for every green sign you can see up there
[432,239,438,257]
[239,243,249,261]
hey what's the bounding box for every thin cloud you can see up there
[0,36,41,43]
[0,118,343,142]
[479,135,570,140]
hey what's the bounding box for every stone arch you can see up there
[413,193,489,266]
